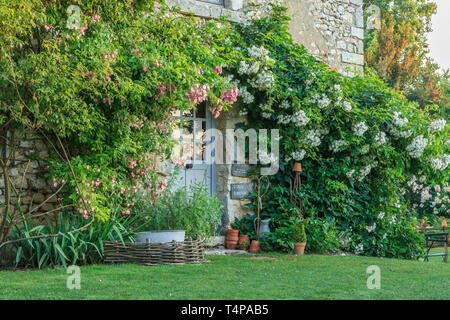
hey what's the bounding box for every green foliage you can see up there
[139,176,223,238]
[6,207,148,269]
[293,219,306,243]
[232,4,447,259]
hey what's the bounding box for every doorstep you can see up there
[205,249,250,256]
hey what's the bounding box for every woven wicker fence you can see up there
[103,237,206,266]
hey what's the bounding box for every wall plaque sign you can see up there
[230,183,254,199]
[231,164,253,177]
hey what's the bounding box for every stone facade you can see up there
[168,0,365,229]
[1,0,365,232]
[167,0,365,75]
[0,130,60,214]
[286,0,364,75]
[215,107,252,230]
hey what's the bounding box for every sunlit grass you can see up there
[1,253,449,300]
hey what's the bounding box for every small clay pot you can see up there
[248,240,260,253]
[293,162,302,172]
[293,242,306,255]
[226,229,239,244]
[238,234,250,250]
[226,240,238,250]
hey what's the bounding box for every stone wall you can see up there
[215,107,252,230]
[287,0,364,76]
[167,0,365,75]
[0,130,59,215]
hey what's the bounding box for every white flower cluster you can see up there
[407,175,423,193]
[238,61,259,75]
[377,212,385,220]
[430,154,450,171]
[406,134,428,158]
[342,101,352,112]
[308,93,331,109]
[393,111,408,127]
[258,150,278,164]
[357,164,372,181]
[259,104,272,119]
[306,129,322,147]
[428,119,446,133]
[239,109,248,116]
[365,223,376,233]
[280,100,291,109]
[247,45,274,63]
[239,46,275,91]
[346,169,355,178]
[277,114,291,125]
[353,122,368,137]
[261,112,272,119]
[244,0,283,21]
[354,243,364,254]
[330,139,347,153]
[248,71,275,91]
[446,139,450,148]
[374,131,387,146]
[390,127,413,138]
[239,86,255,104]
[291,150,306,161]
[291,110,310,127]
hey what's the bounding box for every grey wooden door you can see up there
[172,102,215,195]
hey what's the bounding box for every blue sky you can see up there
[426,0,450,71]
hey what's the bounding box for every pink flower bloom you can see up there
[186,84,210,104]
[221,86,239,104]
[91,15,101,23]
[214,66,223,75]
[434,185,441,193]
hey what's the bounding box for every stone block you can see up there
[351,26,364,39]
[342,52,364,65]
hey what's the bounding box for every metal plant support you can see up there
[255,175,271,238]
[290,162,304,218]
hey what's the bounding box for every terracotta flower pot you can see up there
[226,240,238,249]
[293,162,302,172]
[248,240,260,253]
[238,234,250,250]
[226,230,239,241]
[293,242,306,255]
[226,229,239,249]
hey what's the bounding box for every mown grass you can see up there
[1,252,449,300]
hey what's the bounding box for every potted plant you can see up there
[248,239,260,253]
[238,234,250,250]
[135,179,223,243]
[293,219,307,255]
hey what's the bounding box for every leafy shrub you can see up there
[140,177,223,239]
[293,219,307,243]
[304,216,341,254]
[6,208,148,269]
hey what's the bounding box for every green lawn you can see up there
[0,253,449,300]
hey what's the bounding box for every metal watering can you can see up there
[254,218,271,238]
